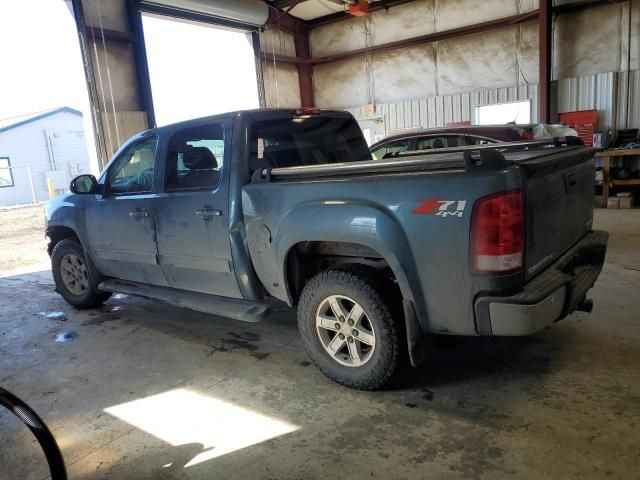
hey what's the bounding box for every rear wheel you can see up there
[51,239,111,308]
[297,268,401,390]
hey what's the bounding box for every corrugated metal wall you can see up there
[617,71,640,129]
[556,72,617,129]
[347,69,639,135]
[346,84,538,135]
[556,70,640,130]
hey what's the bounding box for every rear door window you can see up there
[465,136,497,145]
[415,135,466,150]
[165,124,224,191]
[371,139,411,160]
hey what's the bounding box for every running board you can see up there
[98,279,285,322]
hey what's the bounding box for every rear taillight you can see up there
[470,189,524,275]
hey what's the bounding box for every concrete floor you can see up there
[1,209,639,480]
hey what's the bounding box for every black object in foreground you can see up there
[0,386,67,480]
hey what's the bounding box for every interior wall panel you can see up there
[262,63,301,108]
[368,0,435,46]
[351,68,639,139]
[310,0,638,123]
[259,28,301,108]
[436,27,520,95]
[259,27,296,57]
[632,0,640,71]
[309,0,538,58]
[372,46,437,103]
[553,3,627,79]
[311,0,538,109]
[313,57,369,108]
[518,22,539,84]
[434,0,518,31]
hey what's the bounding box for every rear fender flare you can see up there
[273,201,422,312]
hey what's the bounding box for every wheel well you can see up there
[46,226,80,255]
[285,241,402,306]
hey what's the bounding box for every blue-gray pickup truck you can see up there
[44,108,608,390]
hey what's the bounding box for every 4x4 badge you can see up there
[412,199,467,218]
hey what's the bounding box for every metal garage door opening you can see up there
[142,14,260,126]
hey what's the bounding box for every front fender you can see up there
[44,194,89,251]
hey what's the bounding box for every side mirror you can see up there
[70,174,98,194]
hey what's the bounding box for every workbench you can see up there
[595,149,640,204]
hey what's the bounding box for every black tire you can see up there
[51,239,111,309]
[297,268,401,390]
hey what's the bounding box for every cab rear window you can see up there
[250,117,371,172]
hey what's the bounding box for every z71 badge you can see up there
[412,199,467,218]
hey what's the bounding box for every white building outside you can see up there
[0,107,92,207]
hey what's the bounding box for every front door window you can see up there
[107,138,157,194]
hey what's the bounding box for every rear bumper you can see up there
[474,230,608,336]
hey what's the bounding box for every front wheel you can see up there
[297,269,401,390]
[51,239,111,309]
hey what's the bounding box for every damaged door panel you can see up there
[84,136,168,286]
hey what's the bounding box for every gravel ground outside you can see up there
[0,203,49,276]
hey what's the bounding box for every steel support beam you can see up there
[71,0,109,168]
[267,6,305,36]
[539,0,552,123]
[267,8,315,106]
[86,27,136,43]
[266,11,539,66]
[127,2,156,129]
[294,27,315,106]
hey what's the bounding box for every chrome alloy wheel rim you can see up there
[315,295,376,367]
[60,253,89,296]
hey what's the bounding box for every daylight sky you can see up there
[142,15,260,126]
[0,1,89,120]
[0,0,259,130]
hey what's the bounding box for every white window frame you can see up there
[0,157,14,188]
[474,100,531,125]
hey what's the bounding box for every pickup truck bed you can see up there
[243,137,606,338]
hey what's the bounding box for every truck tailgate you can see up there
[513,147,596,280]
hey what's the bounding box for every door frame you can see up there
[152,116,241,298]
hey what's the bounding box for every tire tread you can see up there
[297,268,400,390]
[51,239,111,309]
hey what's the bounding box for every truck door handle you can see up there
[195,206,221,220]
[129,208,149,218]
[564,172,577,192]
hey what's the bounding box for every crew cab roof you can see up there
[137,108,355,138]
